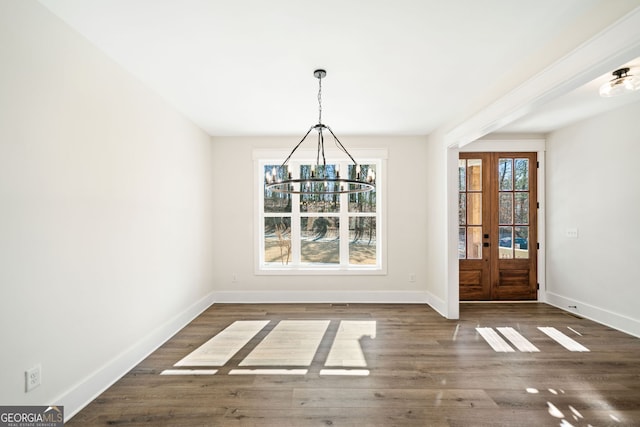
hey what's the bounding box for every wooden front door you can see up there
[458,152,538,300]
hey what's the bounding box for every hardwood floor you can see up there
[67,303,640,426]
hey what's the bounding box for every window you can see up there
[256,150,385,274]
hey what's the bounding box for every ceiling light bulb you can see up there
[599,68,640,97]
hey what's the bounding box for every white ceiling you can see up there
[37,0,640,137]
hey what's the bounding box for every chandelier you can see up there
[264,69,375,195]
[599,67,640,97]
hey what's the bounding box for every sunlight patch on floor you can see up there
[325,320,376,368]
[174,320,269,366]
[160,369,218,375]
[538,327,590,352]
[240,320,330,366]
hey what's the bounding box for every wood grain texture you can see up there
[67,303,640,426]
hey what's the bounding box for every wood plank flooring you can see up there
[67,303,640,426]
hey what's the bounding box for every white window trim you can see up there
[254,148,387,276]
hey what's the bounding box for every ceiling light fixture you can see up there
[264,69,375,195]
[599,67,640,97]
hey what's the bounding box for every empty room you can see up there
[1,1,640,426]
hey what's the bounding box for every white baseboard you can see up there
[424,291,447,318]
[545,291,640,338]
[212,290,430,305]
[58,291,216,421]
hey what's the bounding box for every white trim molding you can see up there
[445,6,640,148]
[213,291,429,304]
[57,292,216,421]
[546,292,640,339]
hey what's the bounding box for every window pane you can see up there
[514,159,529,191]
[458,227,466,259]
[499,226,513,259]
[515,226,529,259]
[467,226,482,259]
[264,217,291,264]
[467,193,482,225]
[349,187,376,213]
[458,193,466,225]
[514,193,529,225]
[301,194,340,213]
[467,159,482,191]
[301,217,339,264]
[349,217,376,265]
[264,165,292,213]
[458,160,466,191]
[499,193,513,225]
[498,158,513,191]
[299,164,341,213]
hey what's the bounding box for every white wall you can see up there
[546,100,640,337]
[211,136,433,304]
[0,1,215,415]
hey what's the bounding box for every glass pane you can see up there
[498,158,513,191]
[264,217,291,264]
[458,160,466,191]
[515,226,529,259]
[498,226,513,259]
[514,159,529,191]
[264,165,292,213]
[514,193,529,225]
[301,217,339,264]
[499,193,513,225]
[347,164,377,205]
[467,226,482,259]
[458,193,466,225]
[467,193,482,225]
[348,167,376,214]
[458,227,466,259]
[467,159,482,191]
[349,217,376,265]
[299,164,341,213]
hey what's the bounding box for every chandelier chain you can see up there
[318,75,322,124]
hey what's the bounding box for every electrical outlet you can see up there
[409,274,416,282]
[25,364,41,392]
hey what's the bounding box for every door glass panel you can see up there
[458,160,466,191]
[515,226,529,259]
[514,159,529,191]
[458,227,466,259]
[467,193,482,225]
[467,226,482,259]
[499,193,513,225]
[498,158,513,191]
[349,217,376,265]
[301,217,339,264]
[499,226,513,259]
[467,159,482,191]
[514,193,529,224]
[458,193,466,225]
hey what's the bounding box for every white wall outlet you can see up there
[25,364,41,392]
[565,228,579,238]
[409,274,416,282]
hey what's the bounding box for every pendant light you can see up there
[264,69,375,195]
